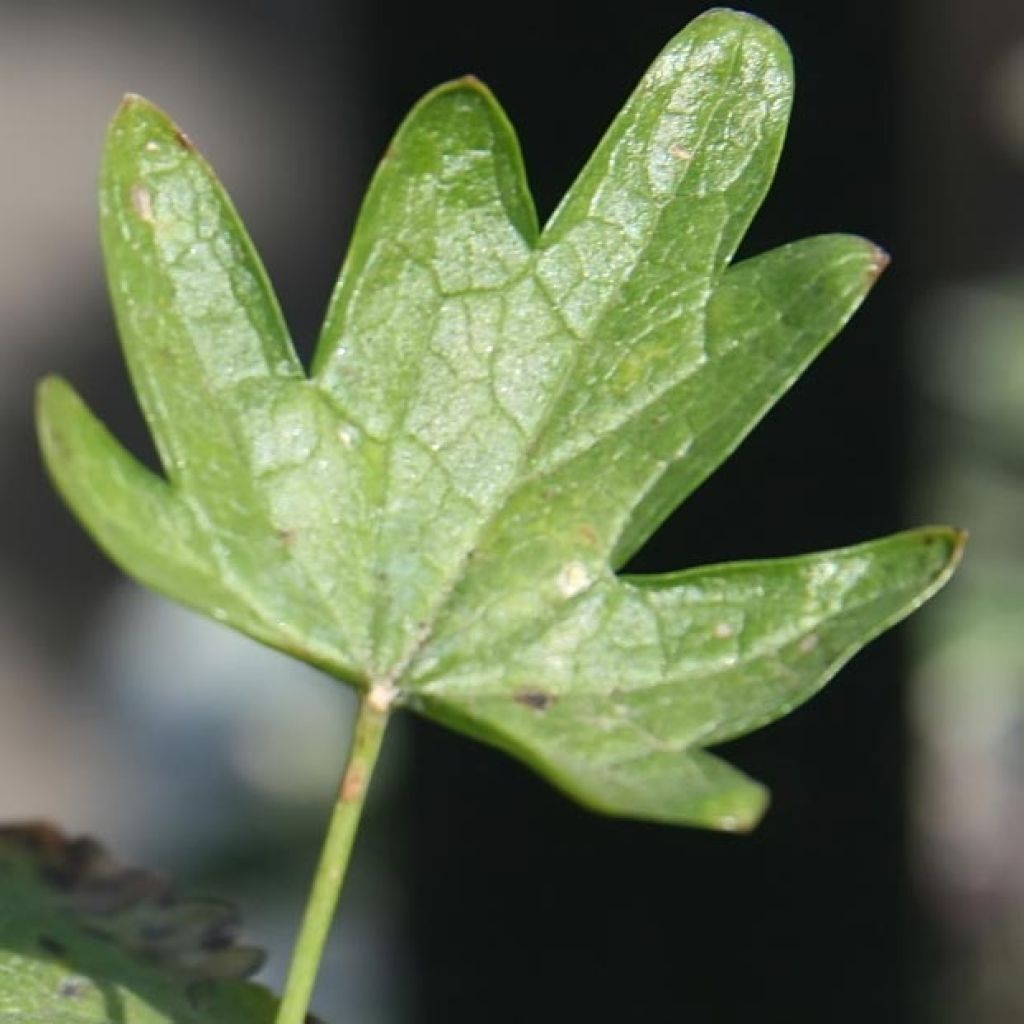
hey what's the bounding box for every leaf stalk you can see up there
[276,690,391,1024]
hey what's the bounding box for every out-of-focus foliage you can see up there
[911,278,1024,1023]
[0,824,277,1023]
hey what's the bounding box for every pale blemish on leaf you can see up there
[557,561,592,598]
[368,682,399,713]
[130,182,153,223]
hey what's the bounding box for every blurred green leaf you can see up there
[0,824,276,1023]
[37,9,962,831]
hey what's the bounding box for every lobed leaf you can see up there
[37,9,964,830]
[413,528,962,828]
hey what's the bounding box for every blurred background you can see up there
[0,0,1021,1021]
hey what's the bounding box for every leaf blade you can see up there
[101,94,303,491]
[413,528,964,828]
[612,233,888,566]
[312,78,564,672]
[532,10,794,474]
[380,12,804,660]
[36,376,260,632]
[40,10,966,832]
[97,95,385,681]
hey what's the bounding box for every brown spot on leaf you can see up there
[578,523,599,547]
[174,127,195,151]
[276,528,297,547]
[867,245,891,281]
[515,689,556,712]
[669,143,692,160]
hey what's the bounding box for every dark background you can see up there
[1,1,1021,1022]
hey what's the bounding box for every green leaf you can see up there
[0,824,277,1023]
[37,9,963,830]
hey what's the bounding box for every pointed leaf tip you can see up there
[112,91,163,126]
[108,92,198,156]
[927,525,969,581]
[35,372,65,410]
[37,374,95,464]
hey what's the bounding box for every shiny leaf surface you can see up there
[38,10,963,830]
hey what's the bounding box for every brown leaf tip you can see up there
[867,244,891,281]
